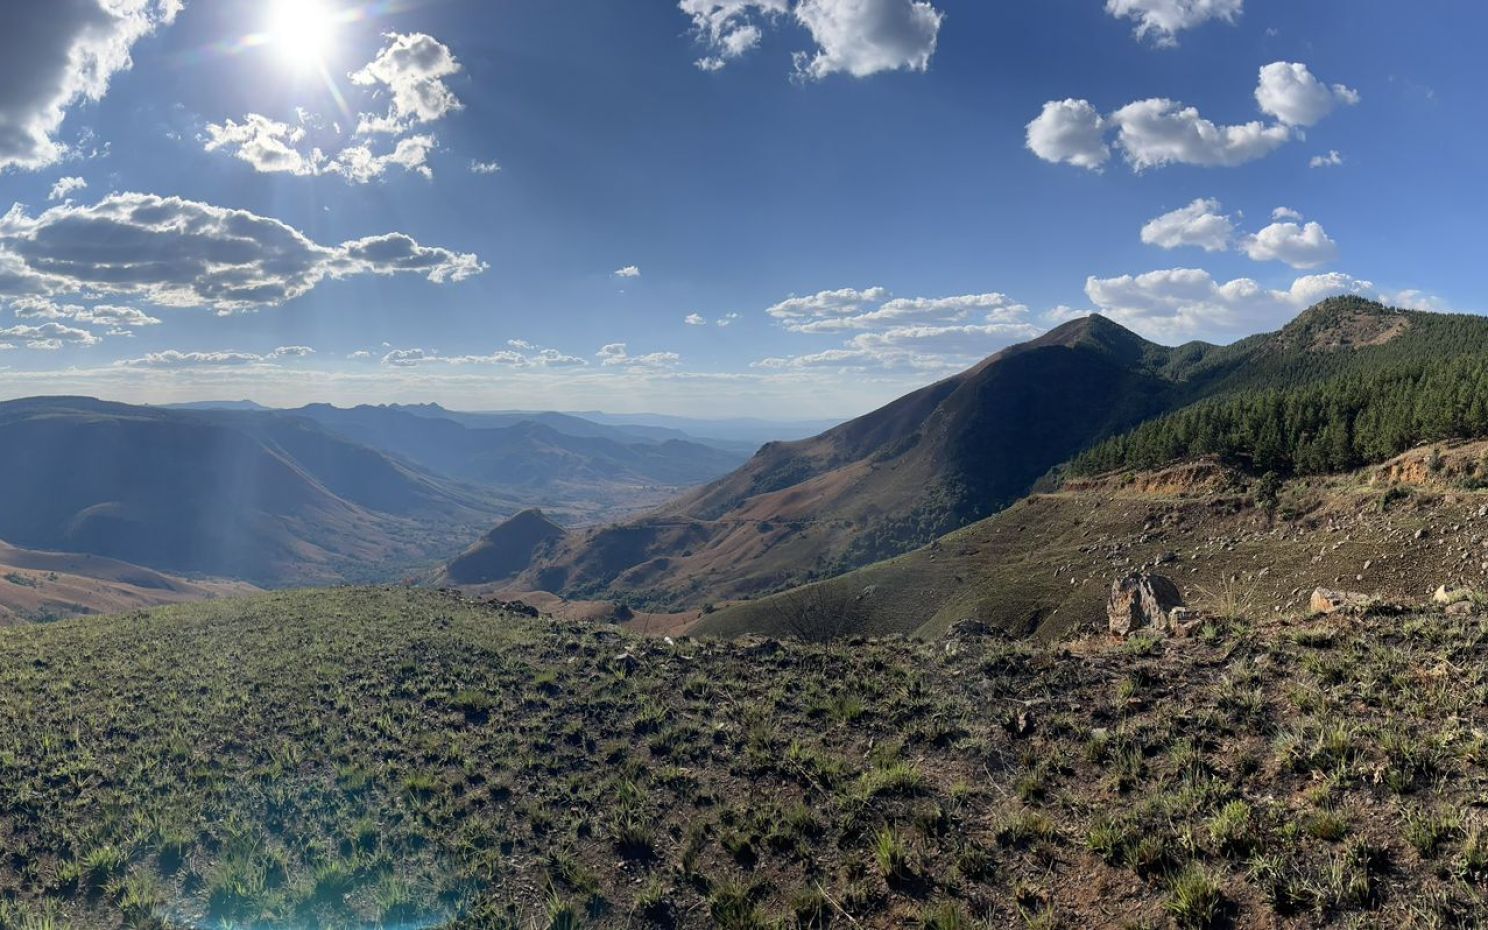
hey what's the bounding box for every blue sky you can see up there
[0,0,1481,417]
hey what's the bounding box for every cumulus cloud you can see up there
[0,321,102,350]
[613,265,641,278]
[204,114,435,183]
[48,176,88,202]
[684,313,707,325]
[1025,100,1109,170]
[0,193,485,312]
[0,0,180,171]
[350,33,464,135]
[9,296,160,328]
[758,286,1039,370]
[1084,267,1381,340]
[1138,201,1340,269]
[1105,0,1242,46]
[1030,62,1354,172]
[1239,219,1339,269]
[679,0,943,79]
[382,346,587,368]
[469,159,501,174]
[1310,149,1344,169]
[1140,198,1235,252]
[1111,99,1291,169]
[597,343,682,368]
[1255,62,1359,128]
[116,350,274,368]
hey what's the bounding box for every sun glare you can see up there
[267,0,339,68]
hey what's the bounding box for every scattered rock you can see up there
[1310,588,1374,615]
[1446,601,1474,617]
[1108,573,1185,638]
[1433,583,1476,606]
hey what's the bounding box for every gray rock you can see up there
[1108,573,1185,638]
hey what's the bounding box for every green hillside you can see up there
[5,588,1488,928]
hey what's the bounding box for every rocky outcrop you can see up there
[1108,573,1185,637]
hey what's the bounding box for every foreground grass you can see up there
[2,589,1488,928]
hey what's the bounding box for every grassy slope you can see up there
[5,588,1488,928]
[698,442,1488,642]
[0,542,255,624]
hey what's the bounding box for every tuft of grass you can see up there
[1163,865,1223,929]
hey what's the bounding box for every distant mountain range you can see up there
[0,398,755,588]
[462,298,1488,609]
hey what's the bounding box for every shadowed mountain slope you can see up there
[0,398,504,585]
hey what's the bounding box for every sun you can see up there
[266,0,340,69]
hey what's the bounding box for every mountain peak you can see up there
[1025,314,1155,366]
[1275,297,1411,353]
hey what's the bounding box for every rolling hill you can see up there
[0,540,254,624]
[0,397,506,586]
[476,297,1488,609]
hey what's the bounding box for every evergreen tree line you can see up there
[1070,354,1488,478]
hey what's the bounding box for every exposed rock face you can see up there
[1108,573,1185,637]
[1310,588,1374,615]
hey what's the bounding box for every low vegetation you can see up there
[3,588,1488,927]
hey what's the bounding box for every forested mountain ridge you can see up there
[1070,298,1488,478]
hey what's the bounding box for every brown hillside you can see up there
[697,441,1488,640]
[0,541,255,624]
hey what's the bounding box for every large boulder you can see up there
[1108,573,1185,637]
[1310,588,1374,615]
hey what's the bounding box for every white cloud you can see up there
[679,0,943,79]
[347,350,374,360]
[792,0,944,79]
[269,345,316,359]
[597,343,682,368]
[75,304,161,327]
[1031,61,1355,172]
[116,350,275,368]
[1140,198,1235,252]
[204,114,316,175]
[1310,149,1344,169]
[324,135,436,183]
[204,114,435,183]
[1271,206,1302,221]
[1239,220,1339,269]
[613,265,641,278]
[469,159,501,174]
[759,286,1039,370]
[1105,0,1242,46]
[0,193,485,312]
[0,321,102,349]
[1084,267,1380,341]
[48,176,88,202]
[382,346,587,369]
[1255,62,1359,128]
[1025,99,1109,170]
[717,312,740,327]
[684,313,707,325]
[9,296,160,327]
[350,33,464,135]
[1111,98,1291,169]
[0,0,180,171]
